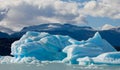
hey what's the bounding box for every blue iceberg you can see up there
[11,31,72,60]
[63,32,116,64]
[11,31,118,65]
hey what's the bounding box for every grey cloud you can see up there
[0,26,14,34]
[80,0,120,19]
[0,0,86,31]
[0,9,8,21]
[0,0,119,32]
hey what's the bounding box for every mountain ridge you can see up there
[0,23,119,56]
[11,23,120,48]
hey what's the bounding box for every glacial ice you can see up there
[11,31,72,60]
[10,31,120,65]
[92,52,120,65]
[62,32,116,64]
[77,52,120,65]
[0,56,40,64]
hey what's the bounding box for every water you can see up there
[0,63,120,70]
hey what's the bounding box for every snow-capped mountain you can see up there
[101,24,116,30]
[101,24,120,32]
[21,23,93,32]
[11,23,94,38]
[0,26,14,34]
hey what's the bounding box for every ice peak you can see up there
[93,32,102,39]
[87,32,102,43]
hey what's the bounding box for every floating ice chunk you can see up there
[0,56,14,64]
[77,57,93,65]
[77,52,120,65]
[12,57,40,64]
[11,31,72,61]
[0,56,40,64]
[92,52,120,65]
[63,32,116,64]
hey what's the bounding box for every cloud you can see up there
[0,0,86,31]
[101,24,115,30]
[0,26,14,34]
[0,0,120,32]
[0,9,7,21]
[80,0,120,19]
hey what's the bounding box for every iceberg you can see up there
[92,52,120,65]
[63,32,116,64]
[11,31,72,61]
[0,56,40,64]
[77,52,120,65]
[77,57,93,65]
[11,31,117,65]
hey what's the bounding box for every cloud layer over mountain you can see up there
[0,0,120,31]
[101,24,115,30]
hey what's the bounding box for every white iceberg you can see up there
[77,57,93,65]
[63,32,116,64]
[11,31,72,61]
[92,52,120,65]
[77,52,120,65]
[0,56,40,64]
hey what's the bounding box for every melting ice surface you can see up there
[0,31,120,67]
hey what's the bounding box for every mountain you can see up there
[101,24,120,31]
[99,29,120,48]
[0,32,11,55]
[109,27,120,32]
[11,23,95,39]
[101,24,116,30]
[0,32,10,38]
[0,32,15,56]
[0,26,14,34]
[11,23,120,51]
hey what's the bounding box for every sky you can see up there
[0,0,120,33]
